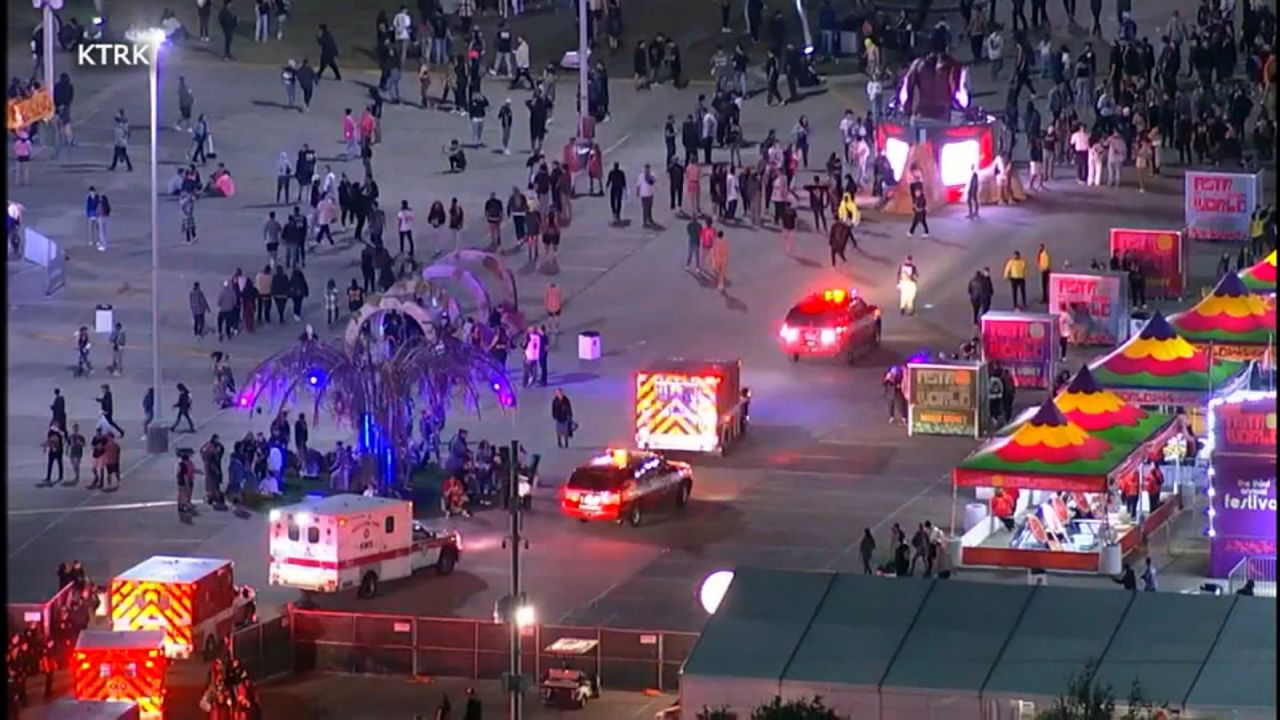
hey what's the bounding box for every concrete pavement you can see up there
[6,0,1266,638]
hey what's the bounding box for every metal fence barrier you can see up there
[1228,555,1277,597]
[7,581,83,636]
[267,607,696,691]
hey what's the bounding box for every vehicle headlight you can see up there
[779,325,799,343]
[819,329,837,345]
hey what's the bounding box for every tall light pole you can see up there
[577,0,588,137]
[36,0,59,87]
[132,28,169,452]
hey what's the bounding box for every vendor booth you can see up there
[1048,272,1131,347]
[953,369,1182,574]
[905,361,988,438]
[1204,390,1277,579]
[1089,313,1251,436]
[1170,273,1275,365]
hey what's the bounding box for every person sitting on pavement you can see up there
[446,140,467,173]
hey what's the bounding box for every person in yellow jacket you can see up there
[1003,250,1027,310]
[1250,205,1268,259]
[837,191,860,226]
[1036,243,1051,305]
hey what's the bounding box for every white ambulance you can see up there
[267,496,462,598]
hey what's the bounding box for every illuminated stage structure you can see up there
[878,28,998,206]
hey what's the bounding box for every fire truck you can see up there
[634,359,749,456]
[268,495,462,599]
[108,557,239,661]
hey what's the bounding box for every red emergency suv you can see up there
[559,450,693,527]
[778,288,882,363]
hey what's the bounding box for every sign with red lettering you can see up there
[1048,272,1130,346]
[1185,171,1261,242]
[1108,228,1186,299]
[980,312,1056,388]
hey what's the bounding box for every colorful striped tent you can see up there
[1170,273,1276,347]
[997,366,1176,448]
[1238,250,1277,295]
[1090,312,1249,405]
[955,399,1133,491]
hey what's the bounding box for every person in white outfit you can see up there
[1087,138,1105,186]
[897,255,920,315]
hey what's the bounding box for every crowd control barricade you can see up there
[285,607,696,691]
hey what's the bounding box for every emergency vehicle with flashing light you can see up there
[778,288,882,363]
[108,556,241,661]
[559,449,693,527]
[267,495,461,599]
[634,359,750,455]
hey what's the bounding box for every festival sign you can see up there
[1185,170,1261,243]
[980,312,1055,389]
[1207,392,1276,577]
[906,362,984,438]
[1108,228,1187,299]
[1048,272,1130,347]
[5,89,54,130]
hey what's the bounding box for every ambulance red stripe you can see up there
[276,545,416,570]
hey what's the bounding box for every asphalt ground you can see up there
[6,0,1269,638]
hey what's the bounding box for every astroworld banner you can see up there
[1109,228,1186,299]
[1185,170,1261,243]
[1048,272,1130,347]
[980,312,1056,389]
[906,362,985,438]
[1209,394,1278,577]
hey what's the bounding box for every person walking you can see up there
[107,323,126,376]
[1004,250,1028,309]
[96,384,126,437]
[606,163,627,223]
[897,256,920,315]
[317,24,341,79]
[218,0,239,60]
[85,187,103,250]
[906,169,928,236]
[447,198,465,251]
[710,231,729,292]
[551,388,574,448]
[74,325,93,377]
[396,200,416,256]
[289,267,309,321]
[197,0,213,41]
[142,387,154,436]
[271,266,291,323]
[1036,243,1052,304]
[216,280,239,341]
[1057,303,1072,360]
[636,164,657,228]
[41,423,66,486]
[542,282,563,334]
[50,388,67,432]
[498,99,513,154]
[965,165,980,219]
[179,191,197,244]
[967,270,990,325]
[189,281,211,338]
[171,383,196,433]
[275,152,293,203]
[67,423,86,485]
[108,112,133,171]
[858,528,877,574]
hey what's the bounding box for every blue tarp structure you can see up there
[679,568,1274,720]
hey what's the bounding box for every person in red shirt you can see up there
[1119,470,1140,517]
[1144,464,1164,513]
[992,489,1016,531]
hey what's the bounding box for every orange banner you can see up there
[6,89,54,130]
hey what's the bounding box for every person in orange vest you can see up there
[1144,463,1164,513]
[992,489,1016,531]
[1119,469,1140,517]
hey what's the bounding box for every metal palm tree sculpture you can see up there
[241,336,516,491]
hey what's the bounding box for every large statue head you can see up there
[898,39,969,121]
